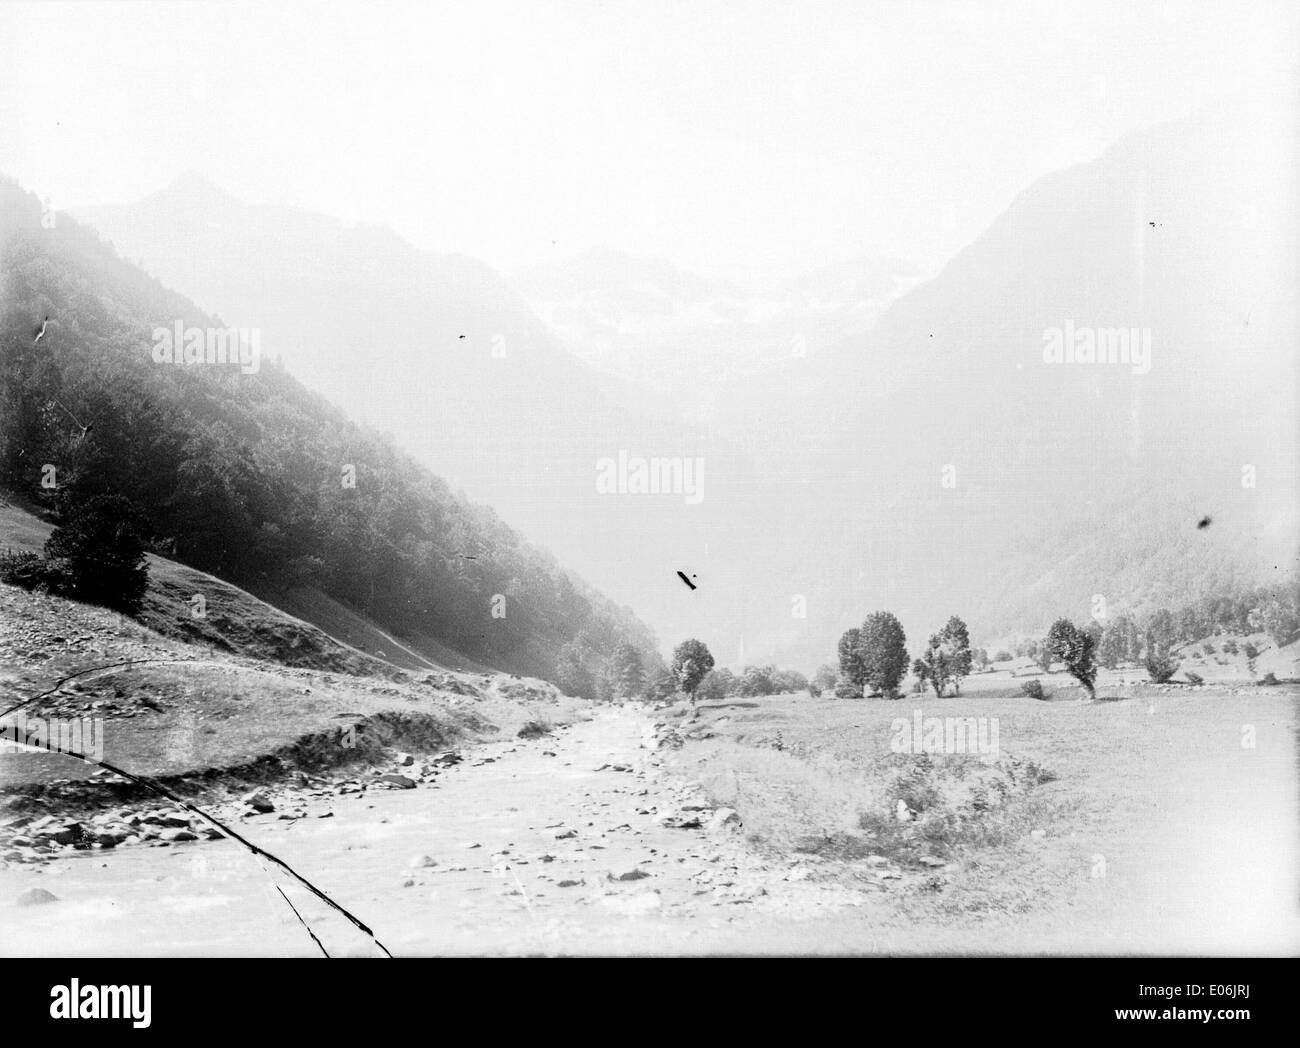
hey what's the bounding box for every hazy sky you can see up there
[1,0,1296,285]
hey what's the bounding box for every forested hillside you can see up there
[0,177,658,687]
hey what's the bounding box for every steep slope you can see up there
[0,179,658,684]
[786,92,1300,637]
[0,500,415,675]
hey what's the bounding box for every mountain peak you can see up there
[161,170,235,205]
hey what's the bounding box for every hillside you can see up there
[0,500,496,677]
[0,179,659,689]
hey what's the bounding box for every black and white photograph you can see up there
[0,0,1296,1015]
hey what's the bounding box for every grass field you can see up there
[666,673,1300,953]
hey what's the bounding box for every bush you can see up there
[0,549,49,589]
[516,720,554,739]
[993,650,1013,663]
[1201,642,1216,655]
[1020,679,1047,700]
[1185,671,1204,685]
[1222,639,1239,655]
[42,494,150,614]
[694,668,732,703]
[806,684,822,699]
[1260,672,1279,686]
[834,674,862,699]
[1143,651,1180,683]
[1243,642,1259,659]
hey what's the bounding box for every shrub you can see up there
[694,668,731,703]
[737,664,776,697]
[993,650,1013,663]
[42,493,150,614]
[834,674,862,699]
[516,720,554,739]
[0,549,48,589]
[1143,651,1180,683]
[1243,642,1259,659]
[1020,679,1047,700]
[1185,671,1204,685]
[1222,639,1239,655]
[1260,672,1279,686]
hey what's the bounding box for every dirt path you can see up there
[1,705,876,956]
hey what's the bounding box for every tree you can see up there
[914,636,954,697]
[42,493,150,614]
[912,656,935,696]
[671,639,715,703]
[1144,608,1176,657]
[914,620,972,697]
[644,667,678,702]
[555,645,597,701]
[1097,616,1133,669]
[701,667,737,699]
[837,627,865,691]
[611,642,645,700]
[771,668,809,694]
[695,668,731,703]
[938,615,973,693]
[742,667,763,695]
[1258,598,1299,647]
[812,664,838,693]
[859,611,909,698]
[1045,618,1098,700]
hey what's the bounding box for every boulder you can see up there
[162,828,199,843]
[655,810,703,830]
[708,808,743,835]
[46,823,82,846]
[608,866,650,882]
[242,790,275,813]
[377,773,417,789]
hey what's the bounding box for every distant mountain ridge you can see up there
[511,246,923,398]
[62,92,1300,669]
